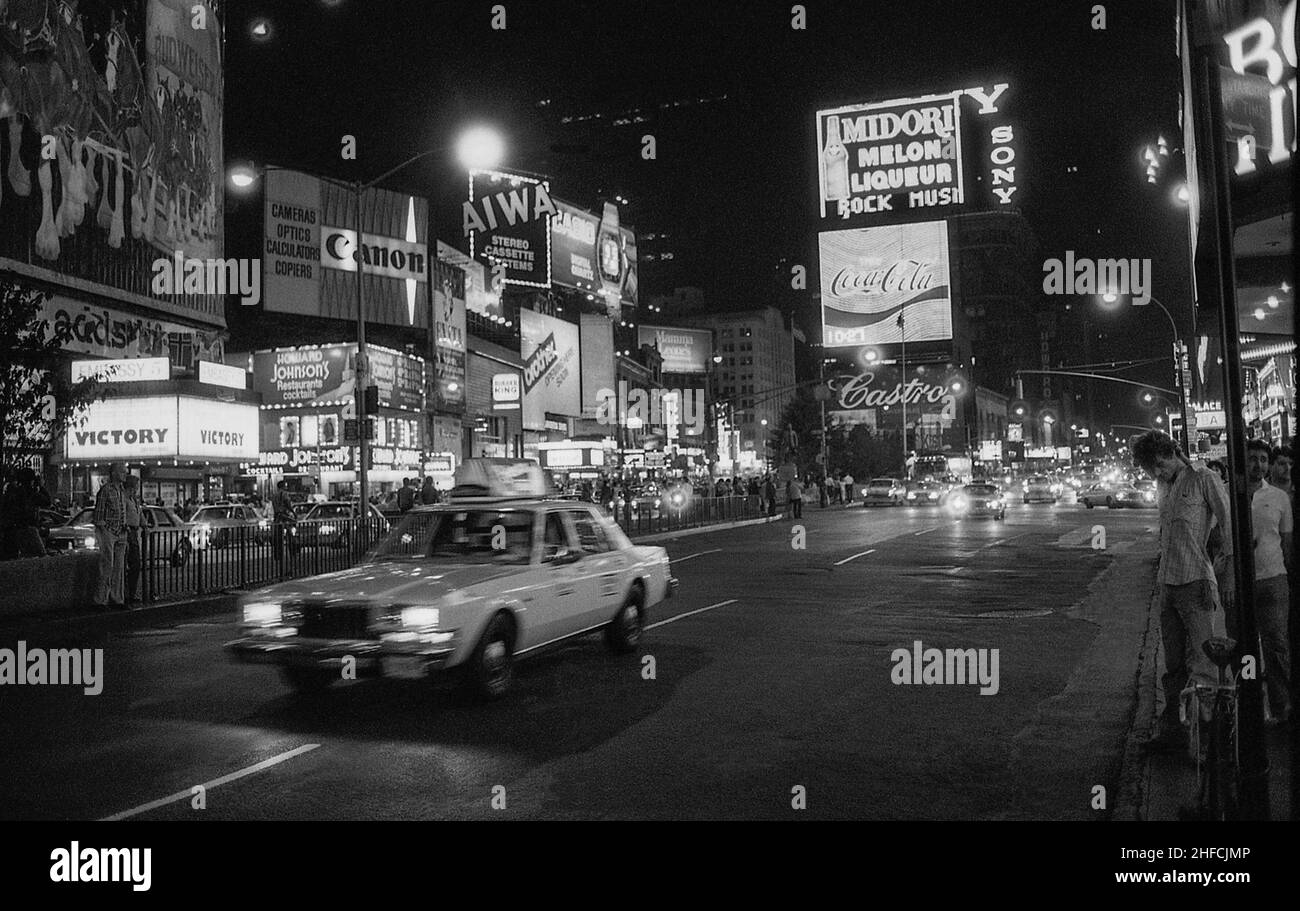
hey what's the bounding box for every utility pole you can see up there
[899,308,908,475]
[353,180,370,507]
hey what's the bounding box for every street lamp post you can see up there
[229,127,504,505]
[1101,292,1192,453]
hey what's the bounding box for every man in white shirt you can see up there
[1248,439,1292,725]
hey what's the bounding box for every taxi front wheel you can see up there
[605,587,645,653]
[463,613,516,700]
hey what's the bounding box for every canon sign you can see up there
[523,333,558,392]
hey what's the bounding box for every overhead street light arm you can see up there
[1015,369,1180,397]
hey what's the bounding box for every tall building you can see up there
[683,307,795,455]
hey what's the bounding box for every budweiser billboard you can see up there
[819,221,953,348]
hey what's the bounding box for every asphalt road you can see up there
[0,501,1161,820]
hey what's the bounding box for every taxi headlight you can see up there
[906,492,917,500]
[243,601,282,627]
[320,524,337,535]
[951,496,969,511]
[84,535,97,549]
[401,606,440,629]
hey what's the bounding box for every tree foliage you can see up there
[771,387,906,480]
[1,272,103,480]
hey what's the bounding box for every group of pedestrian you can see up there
[1137,430,1293,769]
[87,461,144,610]
[391,477,441,512]
[0,467,54,558]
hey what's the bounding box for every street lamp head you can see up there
[228,164,258,190]
[712,354,723,364]
[250,18,273,40]
[1102,292,1119,304]
[457,126,505,171]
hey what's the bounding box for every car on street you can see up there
[1078,483,1155,508]
[184,503,271,549]
[226,458,678,699]
[1022,475,1062,504]
[47,505,187,553]
[904,480,945,506]
[947,483,1007,520]
[861,477,906,506]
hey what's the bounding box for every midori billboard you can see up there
[819,221,952,348]
[519,310,580,431]
[817,92,963,223]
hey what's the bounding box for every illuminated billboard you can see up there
[819,221,952,348]
[637,325,713,374]
[466,169,554,289]
[816,92,963,222]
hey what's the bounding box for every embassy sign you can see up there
[466,169,556,288]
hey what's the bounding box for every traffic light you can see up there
[363,384,379,413]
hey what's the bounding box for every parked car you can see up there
[296,500,391,548]
[861,477,906,507]
[226,459,678,699]
[184,503,271,549]
[47,505,186,554]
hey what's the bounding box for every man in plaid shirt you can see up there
[1133,431,1233,753]
[92,462,129,610]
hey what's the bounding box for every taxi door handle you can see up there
[556,588,575,597]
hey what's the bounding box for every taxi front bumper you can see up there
[225,635,457,673]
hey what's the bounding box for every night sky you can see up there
[224,0,1193,427]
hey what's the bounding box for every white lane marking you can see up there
[99,743,321,821]
[671,548,722,564]
[646,599,738,630]
[833,548,876,566]
[914,526,943,536]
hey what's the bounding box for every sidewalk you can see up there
[1115,563,1293,820]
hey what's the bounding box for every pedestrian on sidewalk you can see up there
[786,476,804,519]
[1133,430,1233,754]
[841,472,855,506]
[1268,445,1293,497]
[1,467,50,558]
[272,479,296,565]
[123,475,144,605]
[92,462,129,610]
[763,474,777,518]
[1247,439,1292,725]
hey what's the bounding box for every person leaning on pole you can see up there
[92,462,129,610]
[1246,439,1292,726]
[1132,430,1233,754]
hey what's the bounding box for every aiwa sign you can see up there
[261,168,430,326]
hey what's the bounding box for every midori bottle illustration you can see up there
[822,115,850,201]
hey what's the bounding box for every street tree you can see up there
[1,271,103,483]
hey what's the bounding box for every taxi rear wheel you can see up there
[463,613,515,700]
[605,587,645,653]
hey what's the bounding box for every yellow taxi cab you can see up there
[225,459,678,700]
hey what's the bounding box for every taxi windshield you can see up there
[367,509,534,564]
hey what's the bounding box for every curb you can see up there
[1113,577,1163,821]
[0,590,242,637]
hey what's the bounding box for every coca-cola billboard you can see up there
[819,221,952,348]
